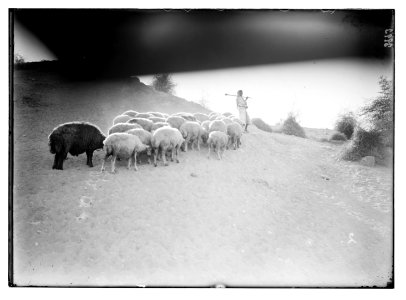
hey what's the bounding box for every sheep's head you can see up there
[145,145,152,156]
[180,129,188,139]
[201,130,209,144]
[98,133,107,149]
[138,143,150,154]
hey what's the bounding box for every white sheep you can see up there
[208,119,227,133]
[230,117,244,127]
[108,123,142,135]
[127,117,154,132]
[226,122,243,150]
[122,110,139,118]
[221,117,233,125]
[193,112,210,123]
[148,116,167,123]
[147,111,165,118]
[209,114,220,121]
[135,112,153,119]
[179,121,207,151]
[201,120,211,132]
[113,114,132,125]
[101,133,149,173]
[126,128,153,164]
[166,115,186,130]
[207,131,229,160]
[172,112,197,122]
[151,127,185,167]
[151,122,170,132]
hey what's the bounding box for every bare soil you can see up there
[12,68,393,287]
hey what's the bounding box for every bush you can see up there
[14,53,25,65]
[335,113,356,139]
[360,76,393,146]
[330,132,347,141]
[152,73,176,94]
[251,118,272,133]
[341,127,385,161]
[281,114,306,138]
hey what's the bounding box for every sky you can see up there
[139,58,393,129]
[13,21,56,62]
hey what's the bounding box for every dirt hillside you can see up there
[12,68,392,287]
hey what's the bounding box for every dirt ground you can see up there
[12,68,393,287]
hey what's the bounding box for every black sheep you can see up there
[48,122,106,170]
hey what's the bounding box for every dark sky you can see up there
[12,9,394,78]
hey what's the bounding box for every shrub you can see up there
[152,73,176,94]
[360,76,393,147]
[329,132,347,141]
[341,127,385,162]
[251,118,272,133]
[335,112,357,139]
[281,114,306,138]
[14,53,25,65]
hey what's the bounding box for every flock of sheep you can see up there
[48,110,245,172]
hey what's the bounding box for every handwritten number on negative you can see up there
[384,29,393,48]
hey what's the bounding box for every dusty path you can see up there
[12,70,392,287]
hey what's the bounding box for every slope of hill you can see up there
[12,68,392,287]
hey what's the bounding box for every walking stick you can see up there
[225,93,252,100]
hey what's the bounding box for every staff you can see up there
[225,93,253,101]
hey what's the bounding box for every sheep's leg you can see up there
[153,147,159,167]
[133,152,138,171]
[171,147,175,162]
[156,148,161,161]
[166,149,171,160]
[86,150,94,167]
[52,153,59,169]
[127,155,132,170]
[146,146,152,164]
[193,137,197,151]
[175,145,180,163]
[207,144,211,159]
[222,146,226,158]
[101,153,109,172]
[111,155,117,173]
[101,158,105,172]
[197,138,200,151]
[191,137,196,151]
[58,157,64,169]
[58,151,67,170]
[216,145,221,160]
[184,136,190,152]
[162,147,168,166]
